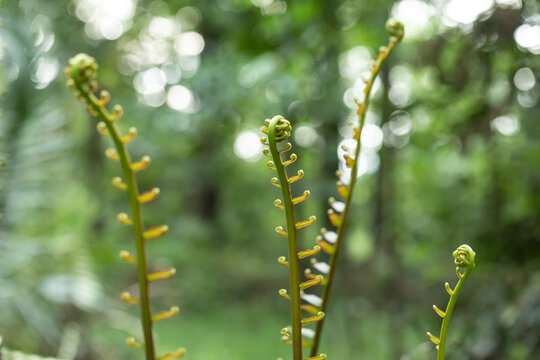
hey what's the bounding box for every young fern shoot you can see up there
[427,245,476,360]
[261,116,326,360]
[65,54,185,360]
[309,19,404,357]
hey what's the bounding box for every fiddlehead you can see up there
[427,244,476,360]
[261,116,326,360]
[65,54,185,360]
[309,19,404,357]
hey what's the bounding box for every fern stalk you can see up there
[428,245,476,360]
[269,118,303,360]
[309,19,404,357]
[262,116,325,360]
[102,118,155,359]
[66,54,184,360]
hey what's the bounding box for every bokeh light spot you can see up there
[513,67,536,91]
[295,126,318,148]
[174,32,205,57]
[234,131,263,162]
[444,0,493,25]
[514,23,540,54]
[167,85,196,112]
[491,115,519,136]
[361,124,383,150]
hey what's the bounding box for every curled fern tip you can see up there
[430,244,477,359]
[385,18,405,40]
[271,115,292,142]
[452,244,475,268]
[66,53,98,93]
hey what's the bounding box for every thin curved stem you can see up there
[310,33,402,357]
[268,118,302,360]
[427,245,476,360]
[437,265,474,360]
[105,120,155,360]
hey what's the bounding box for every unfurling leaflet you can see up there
[261,116,324,360]
[66,53,184,360]
[308,18,404,357]
[427,244,476,360]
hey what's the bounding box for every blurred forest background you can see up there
[1,0,539,359]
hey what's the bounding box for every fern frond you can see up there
[298,245,321,259]
[428,245,476,360]
[261,115,322,360]
[157,348,186,360]
[66,53,183,360]
[147,268,177,282]
[278,256,290,266]
[138,187,161,204]
[301,312,325,326]
[306,354,327,360]
[308,19,404,357]
[143,225,169,241]
[152,306,180,322]
[121,291,139,305]
[119,250,137,264]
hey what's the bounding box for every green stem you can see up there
[106,119,155,360]
[437,265,474,360]
[71,88,155,359]
[310,33,401,358]
[268,118,302,360]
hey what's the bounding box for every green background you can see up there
[1,0,539,359]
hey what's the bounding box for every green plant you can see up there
[260,20,478,360]
[261,116,324,360]
[308,19,403,357]
[54,18,477,360]
[427,244,476,360]
[65,54,184,360]
[260,19,404,360]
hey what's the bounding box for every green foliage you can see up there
[1,0,539,359]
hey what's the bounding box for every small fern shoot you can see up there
[65,54,184,360]
[427,244,476,360]
[309,19,404,357]
[261,116,326,360]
